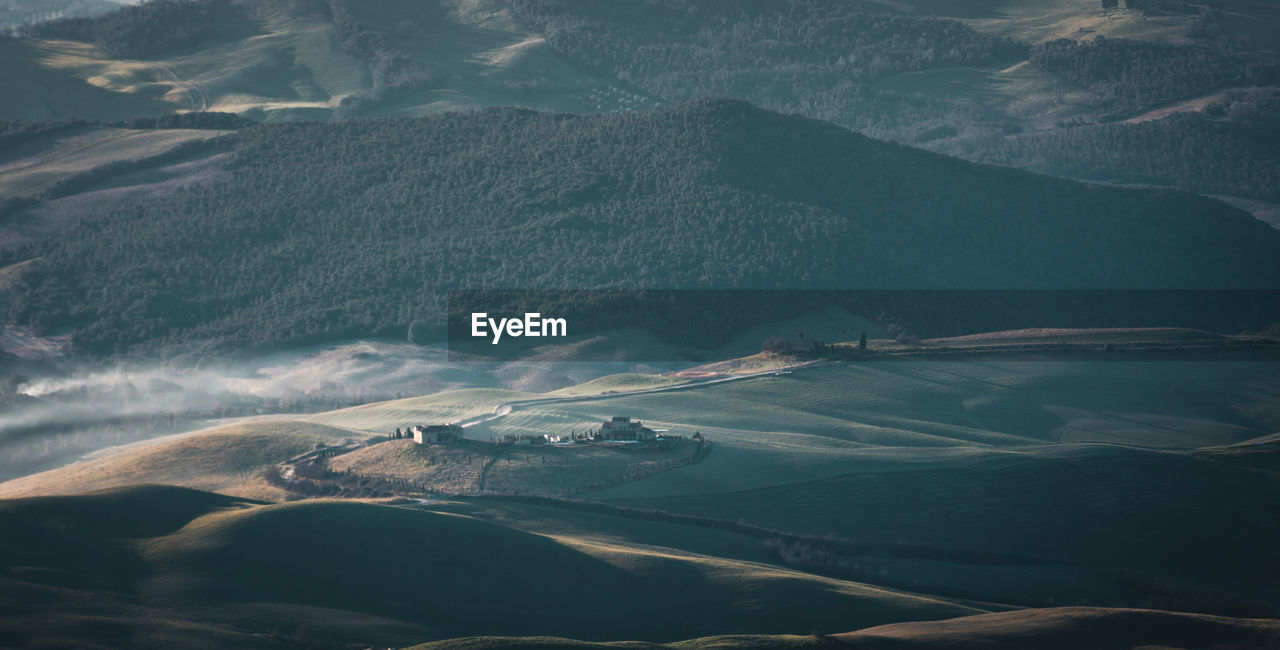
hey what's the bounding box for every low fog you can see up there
[0,340,677,482]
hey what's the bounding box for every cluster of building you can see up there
[390,424,464,445]
[596,416,667,442]
[392,416,685,448]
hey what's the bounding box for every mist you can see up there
[0,339,679,482]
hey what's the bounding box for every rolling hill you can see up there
[7,348,1278,621]
[0,484,986,648]
[4,0,1278,206]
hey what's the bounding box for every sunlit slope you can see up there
[0,420,364,500]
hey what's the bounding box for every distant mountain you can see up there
[4,99,1278,357]
[3,0,1277,201]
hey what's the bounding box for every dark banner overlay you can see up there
[447,290,1280,362]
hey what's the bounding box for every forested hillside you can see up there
[5,100,1279,357]
[510,0,1025,98]
[501,0,1280,201]
[1029,36,1251,119]
[962,94,1280,201]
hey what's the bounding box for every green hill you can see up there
[6,100,1279,357]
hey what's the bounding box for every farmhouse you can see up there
[411,424,464,445]
[597,416,658,442]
